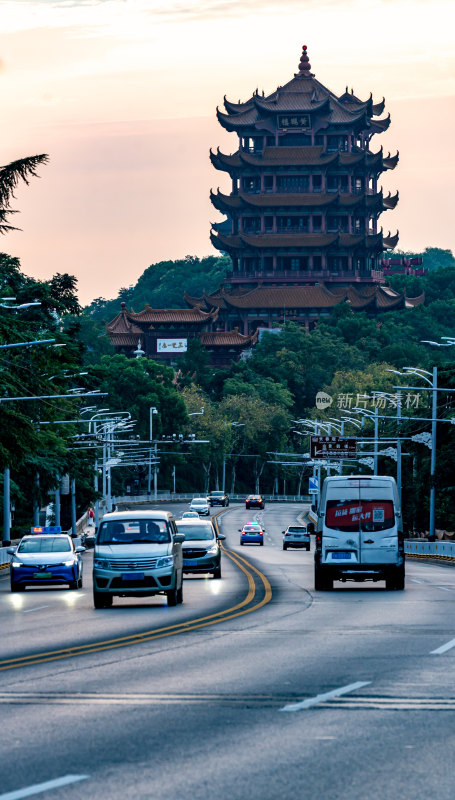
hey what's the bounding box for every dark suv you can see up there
[208,491,229,507]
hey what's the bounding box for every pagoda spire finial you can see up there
[297,44,312,77]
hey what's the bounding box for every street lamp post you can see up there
[148,407,158,497]
[2,468,10,546]
[429,366,438,540]
[388,366,442,540]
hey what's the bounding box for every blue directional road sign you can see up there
[308,477,319,495]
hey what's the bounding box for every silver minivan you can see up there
[93,510,184,608]
[314,475,404,590]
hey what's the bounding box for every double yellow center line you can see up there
[0,511,271,672]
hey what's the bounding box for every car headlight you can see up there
[11,561,22,568]
[94,558,110,569]
[63,560,75,567]
[206,545,218,554]
[156,555,174,568]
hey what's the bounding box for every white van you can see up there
[93,510,184,608]
[314,475,404,590]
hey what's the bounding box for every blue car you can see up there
[239,523,265,546]
[8,534,85,591]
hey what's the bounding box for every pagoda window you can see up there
[315,134,324,146]
[280,133,312,146]
[252,137,263,153]
[243,176,260,192]
[264,216,273,231]
[354,178,364,194]
[277,175,309,192]
[339,136,349,152]
[264,175,273,191]
[245,258,258,273]
[327,175,338,193]
[266,135,275,146]
[313,255,322,269]
[277,215,308,232]
[312,174,322,192]
[290,258,300,270]
[243,216,261,233]
[353,217,362,234]
[264,256,273,270]
[328,256,347,271]
[339,175,349,193]
[313,215,322,232]
[327,136,338,152]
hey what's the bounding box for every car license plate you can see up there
[332,552,351,559]
[183,559,196,566]
[33,572,53,579]
[122,572,144,581]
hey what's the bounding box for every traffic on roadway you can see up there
[0,500,454,800]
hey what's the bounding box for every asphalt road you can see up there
[1,502,455,800]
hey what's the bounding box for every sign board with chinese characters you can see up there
[310,436,357,460]
[278,114,310,129]
[157,339,187,354]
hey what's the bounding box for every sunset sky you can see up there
[1,0,454,305]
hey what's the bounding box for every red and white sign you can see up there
[326,501,394,530]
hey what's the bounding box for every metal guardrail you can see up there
[113,493,311,505]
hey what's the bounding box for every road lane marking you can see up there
[0,536,271,671]
[23,606,49,614]
[1,692,454,710]
[430,637,455,655]
[411,579,424,584]
[280,681,371,712]
[435,586,454,592]
[0,774,88,800]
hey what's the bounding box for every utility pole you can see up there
[429,366,437,540]
[3,467,10,545]
[373,407,379,475]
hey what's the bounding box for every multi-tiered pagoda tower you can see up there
[210,45,399,287]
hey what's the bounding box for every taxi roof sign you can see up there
[30,525,62,534]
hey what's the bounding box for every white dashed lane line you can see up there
[430,637,455,655]
[280,681,371,712]
[0,774,89,800]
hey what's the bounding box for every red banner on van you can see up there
[326,500,395,531]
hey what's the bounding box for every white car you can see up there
[189,497,210,516]
[92,510,185,608]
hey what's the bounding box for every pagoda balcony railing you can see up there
[226,269,385,283]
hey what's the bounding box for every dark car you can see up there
[176,518,225,579]
[245,495,265,510]
[208,491,229,507]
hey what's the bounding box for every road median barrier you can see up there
[405,540,455,562]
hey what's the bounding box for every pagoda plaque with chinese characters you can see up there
[157,339,187,353]
[310,436,357,460]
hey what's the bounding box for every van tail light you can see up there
[316,532,322,546]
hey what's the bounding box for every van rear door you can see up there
[323,481,361,565]
[358,480,397,565]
